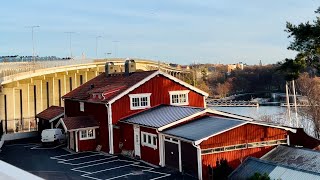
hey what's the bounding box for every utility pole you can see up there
[26,25,40,63]
[96,36,102,58]
[65,32,75,58]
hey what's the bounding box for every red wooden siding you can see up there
[200,124,287,180]
[119,122,134,151]
[64,100,109,152]
[200,124,287,149]
[140,126,160,165]
[77,129,98,152]
[112,75,205,124]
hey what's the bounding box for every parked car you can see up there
[41,128,66,145]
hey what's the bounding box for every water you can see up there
[210,106,316,137]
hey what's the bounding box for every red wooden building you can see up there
[55,59,315,180]
[61,60,208,154]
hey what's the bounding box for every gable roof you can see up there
[120,105,205,128]
[261,145,320,174]
[60,116,99,131]
[229,157,320,180]
[62,70,208,104]
[162,116,245,143]
[35,106,64,122]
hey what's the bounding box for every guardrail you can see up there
[207,100,259,107]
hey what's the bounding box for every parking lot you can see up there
[0,140,195,180]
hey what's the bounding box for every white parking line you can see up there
[145,170,171,180]
[31,144,64,150]
[50,151,98,159]
[103,164,153,180]
[58,156,117,165]
[53,153,102,161]
[5,143,38,147]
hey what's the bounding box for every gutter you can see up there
[105,103,114,154]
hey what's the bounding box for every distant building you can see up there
[227,62,244,73]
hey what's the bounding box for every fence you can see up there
[2,117,37,134]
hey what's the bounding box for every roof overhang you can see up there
[49,113,64,123]
[68,126,99,132]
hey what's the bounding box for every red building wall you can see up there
[140,126,160,165]
[64,100,109,152]
[112,75,205,124]
[200,124,287,180]
[119,122,134,151]
[77,129,98,152]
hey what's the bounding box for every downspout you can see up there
[105,103,114,154]
[192,142,203,180]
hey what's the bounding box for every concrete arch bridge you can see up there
[0,58,191,133]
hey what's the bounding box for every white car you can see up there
[41,128,66,145]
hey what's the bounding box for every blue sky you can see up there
[0,0,318,64]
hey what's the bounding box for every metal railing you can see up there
[1,117,37,133]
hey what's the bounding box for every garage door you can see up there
[164,138,179,170]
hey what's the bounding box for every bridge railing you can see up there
[0,59,95,79]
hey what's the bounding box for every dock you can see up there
[207,100,259,107]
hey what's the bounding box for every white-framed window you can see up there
[80,102,84,112]
[141,131,157,149]
[129,93,151,110]
[169,90,189,106]
[79,129,95,140]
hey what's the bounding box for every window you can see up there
[141,132,157,149]
[80,102,84,112]
[79,129,95,140]
[129,93,151,110]
[169,90,189,105]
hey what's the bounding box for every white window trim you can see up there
[129,93,151,110]
[141,131,157,149]
[80,102,84,112]
[169,90,190,106]
[79,129,96,140]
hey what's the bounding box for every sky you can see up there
[0,0,319,65]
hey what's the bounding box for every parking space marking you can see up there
[50,151,98,159]
[72,159,138,174]
[59,153,103,161]
[58,156,117,166]
[30,144,65,150]
[145,170,171,180]
[5,143,38,147]
[102,164,153,180]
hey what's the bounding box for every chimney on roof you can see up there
[125,58,136,76]
[105,62,115,77]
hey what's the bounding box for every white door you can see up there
[133,125,141,157]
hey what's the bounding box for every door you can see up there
[165,140,180,170]
[133,125,141,157]
[69,132,75,150]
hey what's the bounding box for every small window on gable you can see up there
[129,93,151,110]
[169,90,189,106]
[80,102,84,112]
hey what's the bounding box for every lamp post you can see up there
[26,25,40,63]
[64,32,75,59]
[96,36,102,58]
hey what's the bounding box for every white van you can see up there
[41,128,66,144]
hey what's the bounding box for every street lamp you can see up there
[64,32,75,59]
[26,25,40,62]
[96,36,102,58]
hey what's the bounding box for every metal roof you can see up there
[162,116,245,141]
[229,157,320,180]
[120,105,204,128]
[261,145,320,174]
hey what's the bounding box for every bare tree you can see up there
[296,73,320,138]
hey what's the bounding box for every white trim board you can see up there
[49,113,64,123]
